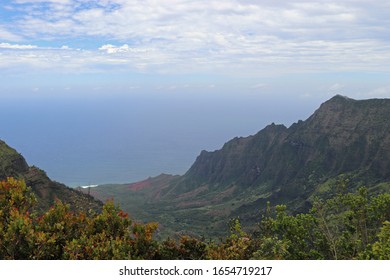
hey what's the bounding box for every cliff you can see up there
[0,140,102,213]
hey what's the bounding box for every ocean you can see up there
[0,93,317,187]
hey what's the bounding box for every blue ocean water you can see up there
[0,93,317,187]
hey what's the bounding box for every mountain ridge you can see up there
[180,95,390,189]
[89,95,390,237]
[0,139,102,213]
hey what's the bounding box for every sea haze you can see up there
[0,93,318,187]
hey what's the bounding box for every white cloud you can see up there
[14,0,71,3]
[368,86,390,98]
[0,42,37,49]
[99,44,129,54]
[1,1,389,75]
[9,1,384,43]
[329,83,345,92]
[0,26,22,41]
[98,44,152,54]
[251,83,267,89]
[0,44,85,70]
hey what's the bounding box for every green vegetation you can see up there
[1,177,389,260]
[90,96,390,238]
[1,96,389,259]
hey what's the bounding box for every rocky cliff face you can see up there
[0,140,102,213]
[178,95,390,193]
[159,95,390,232]
[0,140,29,177]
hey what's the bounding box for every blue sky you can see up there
[0,0,389,100]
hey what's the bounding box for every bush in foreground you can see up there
[0,178,389,260]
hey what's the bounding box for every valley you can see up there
[86,95,390,238]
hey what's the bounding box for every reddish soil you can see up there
[128,179,152,191]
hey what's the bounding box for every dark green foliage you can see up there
[0,177,389,260]
[248,186,390,260]
[0,178,157,260]
[371,221,390,259]
[155,236,208,260]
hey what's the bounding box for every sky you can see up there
[0,0,389,100]
[0,1,390,185]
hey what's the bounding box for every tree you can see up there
[0,178,37,259]
[0,178,159,260]
[371,221,390,259]
[1,177,388,260]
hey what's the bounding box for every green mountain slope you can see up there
[0,140,102,213]
[90,95,390,237]
[181,95,390,188]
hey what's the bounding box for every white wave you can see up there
[80,184,99,189]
